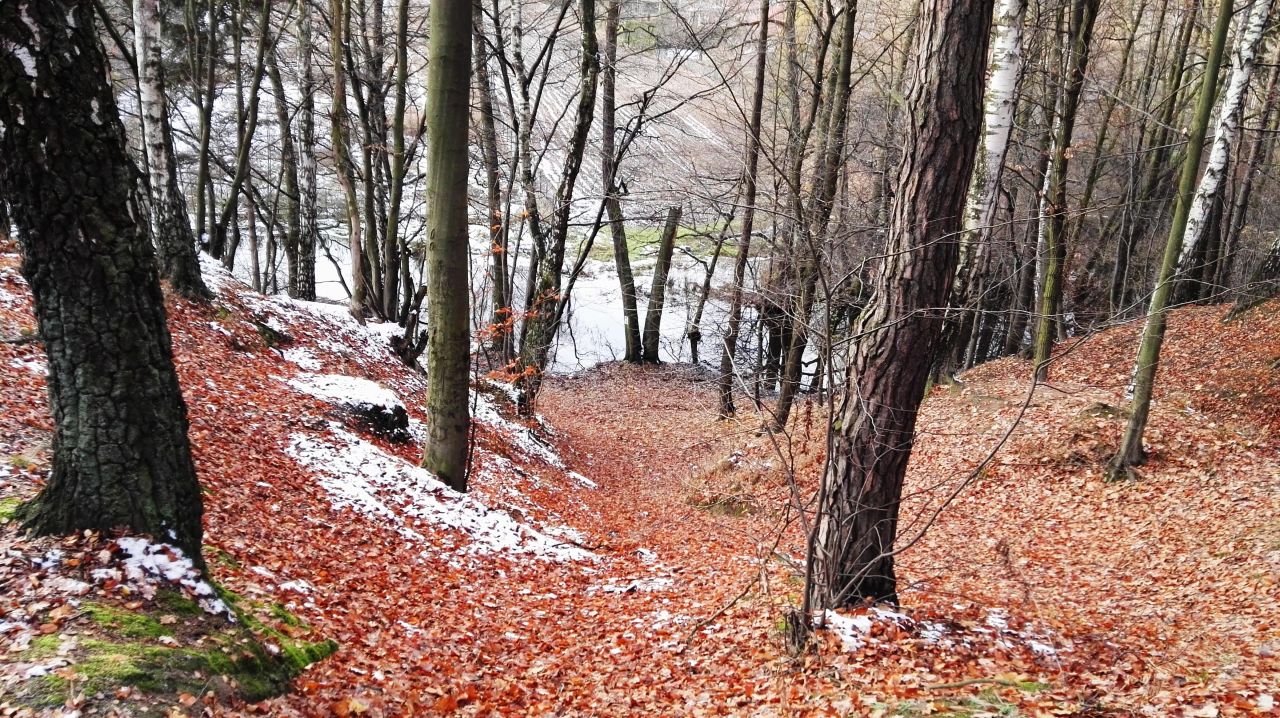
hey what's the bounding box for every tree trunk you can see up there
[133,0,210,300]
[1221,45,1280,294]
[266,43,301,299]
[514,0,599,413]
[1111,0,1235,477]
[1175,0,1273,302]
[1,0,206,564]
[771,0,859,432]
[474,0,511,361]
[717,0,771,417]
[641,206,681,363]
[295,4,319,300]
[1031,0,1100,380]
[803,0,994,613]
[421,0,474,491]
[331,0,368,320]
[602,0,644,363]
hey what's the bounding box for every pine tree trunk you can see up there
[1,0,206,564]
[642,206,681,363]
[421,0,474,491]
[133,0,210,300]
[803,0,994,613]
[1111,0,1235,477]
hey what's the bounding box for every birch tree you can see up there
[134,0,210,299]
[1176,0,1274,301]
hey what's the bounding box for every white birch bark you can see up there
[961,0,1027,257]
[1179,0,1274,269]
[133,0,206,296]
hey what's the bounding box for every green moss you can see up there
[8,592,336,711]
[155,589,203,617]
[7,455,32,470]
[269,602,305,628]
[18,675,71,708]
[206,545,242,570]
[83,602,172,638]
[22,634,62,660]
[0,497,21,522]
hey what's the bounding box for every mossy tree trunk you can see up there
[421,0,474,492]
[1111,0,1235,477]
[803,0,994,612]
[0,0,205,564]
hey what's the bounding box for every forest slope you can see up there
[0,240,1276,716]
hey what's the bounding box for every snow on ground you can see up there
[89,538,231,617]
[285,424,594,563]
[287,373,403,414]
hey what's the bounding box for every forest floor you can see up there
[0,243,1277,717]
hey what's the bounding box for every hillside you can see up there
[1,245,1278,716]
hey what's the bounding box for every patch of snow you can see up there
[285,425,593,562]
[280,347,322,371]
[89,537,230,617]
[288,373,402,412]
[10,356,44,374]
[567,471,598,489]
[594,576,675,593]
[472,392,563,468]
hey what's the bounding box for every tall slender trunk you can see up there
[2,0,206,564]
[802,0,994,614]
[134,0,210,300]
[331,0,368,319]
[515,0,600,413]
[266,45,301,299]
[381,0,410,321]
[296,5,318,300]
[474,0,510,360]
[601,0,643,362]
[1175,0,1273,302]
[772,0,860,432]
[421,0,474,491]
[717,0,772,418]
[1031,0,1100,380]
[642,206,682,363]
[1222,45,1280,293]
[1111,0,1235,477]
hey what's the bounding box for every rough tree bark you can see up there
[421,0,474,491]
[133,0,210,300]
[0,0,206,563]
[802,0,994,613]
